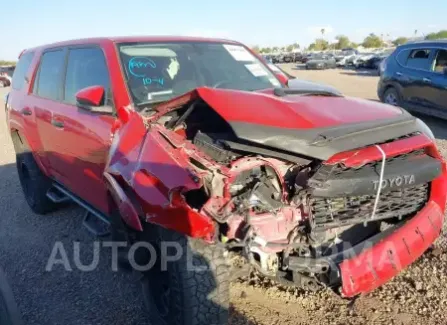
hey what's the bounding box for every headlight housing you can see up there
[416,118,435,140]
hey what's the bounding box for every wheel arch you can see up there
[10,128,51,177]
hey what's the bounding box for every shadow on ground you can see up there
[340,68,379,77]
[290,64,307,70]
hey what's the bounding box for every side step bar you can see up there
[46,187,71,204]
[46,184,111,237]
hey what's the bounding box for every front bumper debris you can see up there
[339,200,444,297]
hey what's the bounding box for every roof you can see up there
[23,36,241,54]
[401,38,447,46]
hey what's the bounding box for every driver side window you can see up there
[64,47,112,106]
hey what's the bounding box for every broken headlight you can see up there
[230,165,283,213]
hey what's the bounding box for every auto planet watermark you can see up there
[45,241,209,273]
[45,238,405,274]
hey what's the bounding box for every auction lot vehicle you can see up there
[306,54,337,69]
[0,66,14,87]
[7,36,447,325]
[378,40,447,118]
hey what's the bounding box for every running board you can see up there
[46,187,71,204]
[82,210,110,237]
[51,183,111,237]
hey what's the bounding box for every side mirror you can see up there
[275,73,289,86]
[75,85,113,114]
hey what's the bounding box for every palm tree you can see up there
[321,28,325,37]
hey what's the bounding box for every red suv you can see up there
[7,36,447,325]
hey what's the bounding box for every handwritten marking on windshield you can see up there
[128,57,157,77]
[143,77,164,86]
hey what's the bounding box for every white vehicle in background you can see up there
[337,54,356,67]
[353,53,376,68]
[335,49,358,67]
[0,66,15,87]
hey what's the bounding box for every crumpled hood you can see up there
[195,87,402,129]
[153,87,420,160]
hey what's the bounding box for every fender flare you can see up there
[9,129,51,177]
[103,172,143,232]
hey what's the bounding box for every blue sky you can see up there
[1,0,446,60]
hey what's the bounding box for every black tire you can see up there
[0,268,23,325]
[14,139,56,214]
[138,225,229,325]
[382,87,401,107]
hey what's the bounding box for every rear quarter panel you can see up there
[378,53,405,101]
[8,49,51,175]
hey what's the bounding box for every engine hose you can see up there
[371,144,386,220]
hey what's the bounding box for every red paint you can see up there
[325,133,433,167]
[150,87,402,130]
[275,73,288,86]
[103,172,143,231]
[75,85,105,107]
[340,201,444,297]
[196,87,402,129]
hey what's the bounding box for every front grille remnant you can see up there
[330,149,426,177]
[310,183,429,231]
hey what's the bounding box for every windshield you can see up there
[117,42,281,106]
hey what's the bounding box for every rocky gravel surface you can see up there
[1,66,447,325]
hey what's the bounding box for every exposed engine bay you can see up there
[139,94,442,292]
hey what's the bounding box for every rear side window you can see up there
[35,50,65,100]
[64,47,111,105]
[11,52,34,90]
[433,49,447,73]
[399,48,432,70]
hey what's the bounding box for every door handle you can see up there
[51,119,64,128]
[396,72,403,77]
[422,78,432,84]
[21,108,32,116]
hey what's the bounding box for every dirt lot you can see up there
[1,67,447,325]
[283,64,381,101]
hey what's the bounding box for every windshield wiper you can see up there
[273,88,342,98]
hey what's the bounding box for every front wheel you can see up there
[139,225,230,325]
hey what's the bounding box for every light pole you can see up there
[321,28,326,51]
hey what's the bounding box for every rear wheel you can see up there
[14,136,56,214]
[383,87,401,107]
[138,224,230,325]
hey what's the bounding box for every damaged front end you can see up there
[105,87,446,296]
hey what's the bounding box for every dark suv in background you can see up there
[378,40,447,118]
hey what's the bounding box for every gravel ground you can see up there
[1,66,447,325]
